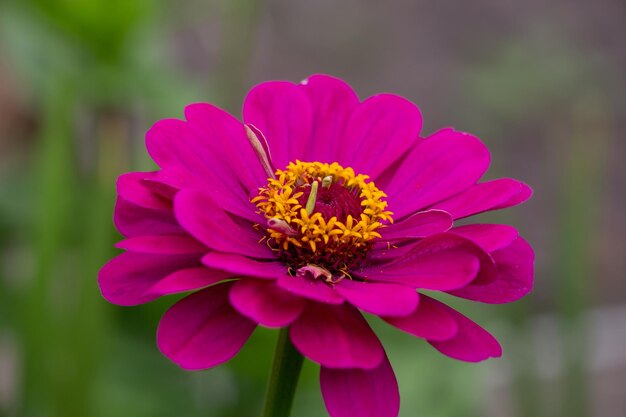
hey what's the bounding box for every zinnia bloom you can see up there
[99,74,534,417]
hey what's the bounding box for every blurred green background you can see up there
[0,0,624,416]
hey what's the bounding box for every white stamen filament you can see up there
[296,264,333,282]
[244,124,275,179]
[267,218,298,236]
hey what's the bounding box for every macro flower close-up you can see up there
[99,74,534,417]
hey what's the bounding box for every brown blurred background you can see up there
[0,0,625,416]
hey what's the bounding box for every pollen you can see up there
[252,161,393,274]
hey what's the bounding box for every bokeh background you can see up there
[0,0,625,416]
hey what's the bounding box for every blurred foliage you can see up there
[27,0,152,62]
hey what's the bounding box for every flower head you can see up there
[99,74,534,417]
[253,160,392,277]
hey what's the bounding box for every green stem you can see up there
[262,328,304,417]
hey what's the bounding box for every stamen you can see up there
[297,264,333,282]
[252,161,393,274]
[305,180,319,215]
[245,124,275,179]
[267,218,298,236]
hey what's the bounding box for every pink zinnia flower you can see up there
[100,74,534,417]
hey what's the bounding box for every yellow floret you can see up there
[253,161,393,255]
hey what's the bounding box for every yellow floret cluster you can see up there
[252,161,393,256]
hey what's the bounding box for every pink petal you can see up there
[493,181,533,210]
[98,252,200,306]
[299,74,359,163]
[358,234,484,290]
[147,166,263,224]
[114,196,181,238]
[290,303,384,369]
[430,178,532,219]
[450,224,519,253]
[335,280,419,317]
[381,128,490,219]
[383,294,458,341]
[229,279,305,327]
[201,252,284,279]
[380,209,453,241]
[276,274,344,305]
[145,119,259,219]
[320,355,399,417]
[174,189,273,259]
[115,234,207,255]
[339,94,422,179]
[117,171,171,211]
[368,240,419,263]
[370,233,500,289]
[448,236,534,304]
[146,109,265,193]
[243,81,312,168]
[145,119,227,184]
[157,283,256,370]
[140,170,185,201]
[149,165,201,194]
[147,267,230,297]
[428,304,502,362]
[184,103,267,192]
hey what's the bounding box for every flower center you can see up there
[252,161,393,281]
